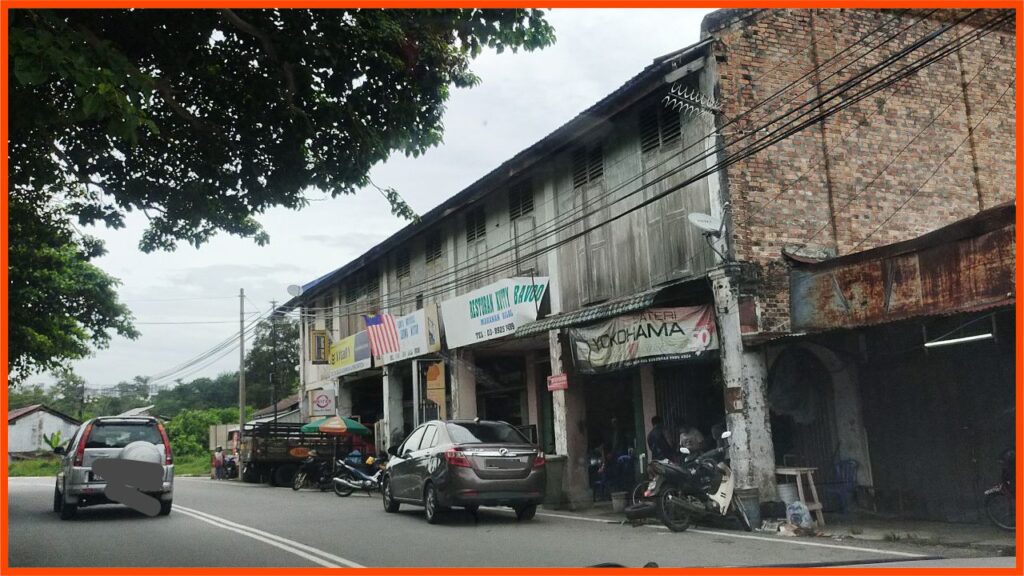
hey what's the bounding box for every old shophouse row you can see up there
[282,9,1016,522]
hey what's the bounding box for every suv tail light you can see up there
[444,448,471,468]
[157,422,174,465]
[74,423,93,466]
[533,451,546,469]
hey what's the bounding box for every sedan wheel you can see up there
[515,504,537,521]
[424,484,442,525]
[382,478,400,513]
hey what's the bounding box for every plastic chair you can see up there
[824,459,859,514]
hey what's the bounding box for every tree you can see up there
[244,317,300,408]
[8,382,52,410]
[151,371,239,417]
[7,191,138,384]
[50,369,88,419]
[8,9,553,383]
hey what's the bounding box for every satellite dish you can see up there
[688,212,722,235]
[287,284,304,297]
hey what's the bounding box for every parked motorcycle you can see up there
[984,448,1015,531]
[333,455,384,497]
[223,455,238,480]
[292,451,336,491]
[643,431,751,532]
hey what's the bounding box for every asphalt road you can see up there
[7,476,1014,568]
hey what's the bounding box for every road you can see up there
[7,476,1014,568]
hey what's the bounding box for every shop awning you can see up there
[515,287,664,337]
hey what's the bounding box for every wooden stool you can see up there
[776,466,825,526]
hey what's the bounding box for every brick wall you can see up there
[704,9,1016,333]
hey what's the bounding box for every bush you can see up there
[164,407,245,458]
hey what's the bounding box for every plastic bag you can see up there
[786,501,813,529]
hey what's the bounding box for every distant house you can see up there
[8,405,81,454]
[250,393,302,424]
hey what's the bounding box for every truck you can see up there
[234,421,374,486]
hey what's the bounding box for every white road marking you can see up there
[176,505,364,568]
[529,510,926,558]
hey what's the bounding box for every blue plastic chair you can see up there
[825,459,859,514]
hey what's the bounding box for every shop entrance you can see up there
[584,372,642,499]
[474,356,527,426]
[654,361,726,453]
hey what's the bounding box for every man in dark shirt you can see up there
[646,416,672,462]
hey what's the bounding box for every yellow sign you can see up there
[328,331,372,377]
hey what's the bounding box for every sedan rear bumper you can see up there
[438,467,546,508]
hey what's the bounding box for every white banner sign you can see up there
[569,306,719,374]
[440,277,549,349]
[310,386,336,416]
[378,304,443,365]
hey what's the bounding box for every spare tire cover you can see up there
[120,440,163,464]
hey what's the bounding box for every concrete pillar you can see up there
[526,351,539,429]
[451,349,478,419]
[709,264,777,500]
[549,329,592,510]
[639,365,657,456]
[382,366,405,450]
[336,380,353,417]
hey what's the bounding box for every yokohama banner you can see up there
[569,306,718,374]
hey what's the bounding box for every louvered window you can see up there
[396,250,410,279]
[425,232,443,264]
[365,271,379,296]
[639,104,682,154]
[509,183,534,220]
[346,285,357,303]
[572,146,604,189]
[465,207,486,242]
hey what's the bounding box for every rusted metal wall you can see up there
[790,222,1015,331]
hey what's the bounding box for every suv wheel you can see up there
[424,483,442,525]
[382,477,400,513]
[159,499,173,516]
[59,489,77,520]
[52,482,61,513]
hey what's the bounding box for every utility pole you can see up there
[270,300,278,427]
[238,288,247,481]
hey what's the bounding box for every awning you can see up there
[516,287,664,338]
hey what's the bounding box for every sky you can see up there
[47,8,716,391]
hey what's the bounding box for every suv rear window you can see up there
[86,423,162,449]
[446,422,529,445]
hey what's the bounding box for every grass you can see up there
[9,457,61,477]
[173,454,211,476]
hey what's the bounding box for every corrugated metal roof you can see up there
[8,404,81,425]
[516,287,664,337]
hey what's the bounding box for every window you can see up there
[639,103,681,154]
[425,232,444,264]
[446,422,529,444]
[508,182,534,220]
[87,423,162,449]
[365,271,379,296]
[396,250,410,279]
[416,294,424,310]
[310,330,328,364]
[345,285,357,303]
[465,206,486,242]
[420,425,439,450]
[400,426,427,455]
[572,146,604,189]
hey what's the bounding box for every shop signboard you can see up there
[328,331,372,378]
[373,304,443,365]
[546,373,568,391]
[310,385,336,416]
[440,277,549,349]
[569,305,718,374]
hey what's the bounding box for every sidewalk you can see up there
[544,502,1016,556]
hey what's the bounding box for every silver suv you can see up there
[53,416,175,519]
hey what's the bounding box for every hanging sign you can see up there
[569,305,719,374]
[440,277,549,349]
[310,386,336,416]
[373,304,443,365]
[328,331,372,377]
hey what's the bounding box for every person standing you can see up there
[213,446,225,480]
[646,416,673,462]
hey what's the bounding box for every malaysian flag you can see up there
[364,313,400,357]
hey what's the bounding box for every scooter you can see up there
[644,431,752,532]
[332,455,384,497]
[293,452,336,491]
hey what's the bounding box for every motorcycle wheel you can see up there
[333,477,355,497]
[292,472,306,491]
[657,487,692,532]
[985,490,1015,531]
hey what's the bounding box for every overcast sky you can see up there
[49,8,715,392]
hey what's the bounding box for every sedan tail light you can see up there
[533,452,546,469]
[444,447,471,468]
[74,423,93,466]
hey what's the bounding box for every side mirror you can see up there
[53,446,66,456]
[387,445,398,457]
[720,431,732,440]
[679,447,690,455]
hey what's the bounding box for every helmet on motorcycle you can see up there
[365,456,376,466]
[308,449,319,457]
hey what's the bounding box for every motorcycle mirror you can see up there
[720,431,732,440]
[679,447,690,455]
